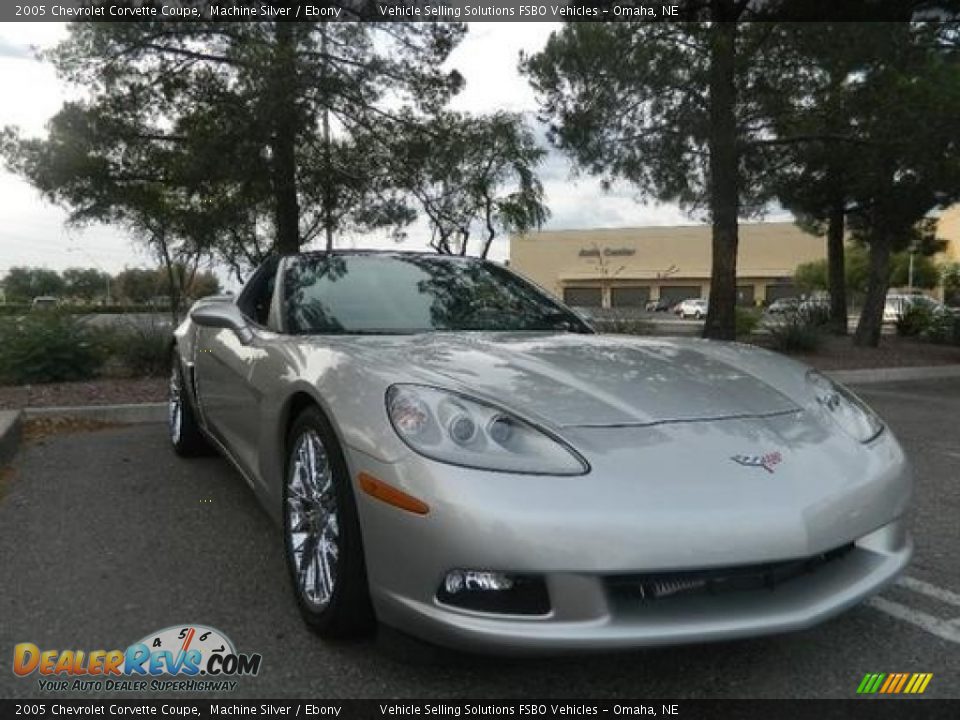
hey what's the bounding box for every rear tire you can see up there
[283,406,375,639]
[169,353,209,457]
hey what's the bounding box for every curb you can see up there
[827,364,960,385]
[0,364,957,465]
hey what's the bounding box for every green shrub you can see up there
[768,312,824,353]
[0,304,30,317]
[895,303,934,337]
[0,312,105,384]
[926,312,960,345]
[735,307,762,338]
[800,303,831,328]
[98,317,174,377]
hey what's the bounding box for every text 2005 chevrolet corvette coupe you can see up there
[170,251,911,653]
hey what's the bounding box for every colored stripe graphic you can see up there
[893,673,910,693]
[857,672,933,694]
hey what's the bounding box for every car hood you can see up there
[329,332,802,428]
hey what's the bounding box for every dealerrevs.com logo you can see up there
[13,624,262,693]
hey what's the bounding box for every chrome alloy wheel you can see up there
[168,364,182,444]
[287,430,340,610]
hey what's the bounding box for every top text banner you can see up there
[5,1,684,23]
[3,1,938,23]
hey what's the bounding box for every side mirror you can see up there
[190,302,254,345]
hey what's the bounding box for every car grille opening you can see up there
[606,543,855,603]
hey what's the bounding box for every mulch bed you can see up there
[0,377,166,410]
[755,334,960,372]
[0,336,957,411]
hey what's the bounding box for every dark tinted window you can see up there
[283,254,591,335]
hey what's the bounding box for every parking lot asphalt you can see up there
[0,378,958,700]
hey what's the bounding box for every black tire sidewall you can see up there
[283,406,374,638]
[170,353,207,457]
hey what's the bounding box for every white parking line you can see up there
[867,596,960,644]
[865,575,960,645]
[897,575,960,609]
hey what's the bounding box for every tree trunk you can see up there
[853,234,892,347]
[703,18,739,341]
[826,199,847,335]
[153,227,182,326]
[271,22,301,255]
[320,22,335,252]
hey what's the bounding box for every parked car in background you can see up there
[883,294,952,323]
[645,298,672,313]
[30,296,59,311]
[799,296,831,318]
[766,298,799,315]
[675,298,708,319]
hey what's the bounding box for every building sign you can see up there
[579,247,636,258]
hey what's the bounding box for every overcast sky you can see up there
[0,21,702,288]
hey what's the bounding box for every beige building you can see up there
[510,222,827,309]
[938,205,960,263]
[510,210,960,310]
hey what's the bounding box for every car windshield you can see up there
[283,254,593,335]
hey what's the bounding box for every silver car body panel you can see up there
[172,253,912,652]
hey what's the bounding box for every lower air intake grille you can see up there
[607,543,855,602]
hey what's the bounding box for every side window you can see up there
[237,258,279,327]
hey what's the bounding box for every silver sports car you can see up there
[170,251,911,653]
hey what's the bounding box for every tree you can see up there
[185,269,221,300]
[114,268,160,305]
[522,11,790,340]
[890,252,941,290]
[794,259,828,293]
[758,21,960,343]
[943,262,960,305]
[36,13,465,259]
[522,4,960,341]
[757,23,873,334]
[62,267,111,304]
[385,111,549,257]
[3,101,217,321]
[0,267,64,302]
[844,24,960,346]
[794,243,941,296]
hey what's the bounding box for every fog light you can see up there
[444,570,514,594]
[437,570,550,615]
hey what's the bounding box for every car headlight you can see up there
[806,370,884,443]
[386,384,588,475]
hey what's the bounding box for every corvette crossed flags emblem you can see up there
[730,451,783,474]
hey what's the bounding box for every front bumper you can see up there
[373,519,910,653]
[348,418,912,654]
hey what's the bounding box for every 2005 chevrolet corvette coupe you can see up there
[170,251,911,652]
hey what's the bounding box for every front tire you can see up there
[283,406,374,638]
[169,353,209,457]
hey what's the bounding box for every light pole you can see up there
[907,240,919,292]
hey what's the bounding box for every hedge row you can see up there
[0,304,172,316]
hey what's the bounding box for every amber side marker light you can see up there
[358,472,430,515]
